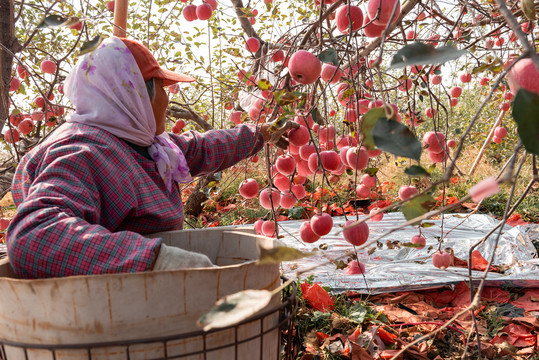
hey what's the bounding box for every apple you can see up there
[261,220,276,237]
[369,148,383,158]
[254,219,264,234]
[183,5,198,21]
[318,125,335,144]
[40,60,56,74]
[18,119,34,135]
[276,155,297,175]
[450,98,458,107]
[291,184,306,199]
[494,126,507,139]
[280,191,297,209]
[459,73,472,83]
[427,34,440,46]
[319,150,340,172]
[369,207,384,221]
[297,159,314,176]
[431,75,442,85]
[356,184,370,198]
[346,147,369,170]
[288,50,322,85]
[335,4,364,34]
[345,260,366,274]
[245,37,260,53]
[17,65,28,79]
[204,0,218,10]
[411,235,426,249]
[423,131,447,153]
[432,250,451,269]
[300,221,320,243]
[272,50,285,62]
[428,148,448,163]
[34,96,45,108]
[446,139,456,148]
[259,188,281,209]
[196,3,213,20]
[4,128,20,144]
[468,177,500,202]
[343,220,369,246]
[274,173,291,191]
[339,146,350,167]
[367,0,400,26]
[9,78,20,92]
[406,30,415,40]
[311,213,333,236]
[320,63,343,84]
[398,79,412,92]
[480,77,489,86]
[398,185,418,200]
[288,126,310,147]
[507,58,539,95]
[361,174,376,188]
[106,1,115,12]
[492,136,502,144]
[69,21,83,31]
[239,178,259,199]
[230,111,242,125]
[450,86,462,98]
[363,13,386,38]
[0,218,10,231]
[500,102,510,112]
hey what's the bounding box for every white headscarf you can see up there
[64,37,191,191]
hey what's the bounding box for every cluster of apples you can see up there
[332,0,401,38]
[422,131,456,164]
[182,0,218,21]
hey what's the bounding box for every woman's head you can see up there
[64,37,195,145]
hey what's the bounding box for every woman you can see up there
[6,37,295,278]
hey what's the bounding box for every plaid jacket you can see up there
[7,122,264,278]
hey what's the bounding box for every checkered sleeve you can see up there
[171,124,265,177]
[7,142,161,279]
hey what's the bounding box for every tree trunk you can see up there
[0,0,18,132]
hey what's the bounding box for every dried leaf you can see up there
[197,289,273,331]
[258,246,311,264]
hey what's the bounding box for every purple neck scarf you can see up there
[64,37,191,191]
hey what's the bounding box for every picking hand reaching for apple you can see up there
[260,118,301,149]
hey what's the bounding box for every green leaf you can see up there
[347,303,369,324]
[521,0,536,20]
[311,108,324,125]
[223,47,241,57]
[197,289,273,331]
[318,48,339,66]
[372,118,422,161]
[363,167,379,176]
[403,242,425,248]
[404,165,430,177]
[258,246,311,264]
[239,7,256,17]
[512,88,539,155]
[360,107,385,150]
[37,14,68,28]
[257,79,272,91]
[402,193,436,222]
[390,42,467,69]
[273,89,302,106]
[10,108,21,116]
[77,35,105,57]
[420,222,436,228]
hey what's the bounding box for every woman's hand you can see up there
[260,119,301,149]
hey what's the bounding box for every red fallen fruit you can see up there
[432,250,451,269]
[411,235,426,249]
[311,213,333,237]
[345,260,366,274]
[300,221,321,243]
[343,220,369,246]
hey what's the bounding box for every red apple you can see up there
[288,50,322,85]
[196,3,213,20]
[345,260,366,274]
[343,220,369,246]
[245,37,260,53]
[450,98,458,107]
[259,188,281,209]
[494,126,507,139]
[276,155,297,176]
[288,126,310,147]
[398,185,418,200]
[261,220,276,237]
[346,147,369,170]
[480,77,489,86]
[18,119,34,135]
[363,13,386,38]
[291,184,306,199]
[300,221,320,243]
[40,60,57,74]
[230,111,242,125]
[17,65,28,79]
[369,207,384,221]
[254,219,264,234]
[335,4,364,34]
[450,86,462,98]
[183,5,198,21]
[311,213,333,236]
[239,178,259,199]
[319,150,340,172]
[0,218,11,231]
[356,184,370,198]
[271,50,285,62]
[432,250,451,269]
[106,1,115,12]
[411,235,426,249]
[204,0,218,10]
[361,174,376,188]
[9,78,20,92]
[274,173,291,191]
[4,128,20,144]
[507,58,539,95]
[367,0,400,26]
[320,63,343,84]
[459,73,472,83]
[469,177,500,202]
[280,191,297,209]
